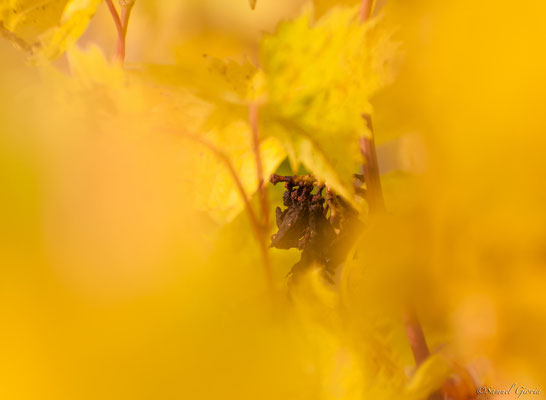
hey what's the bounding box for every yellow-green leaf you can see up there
[192,123,287,222]
[257,5,397,206]
[260,6,395,137]
[0,0,101,60]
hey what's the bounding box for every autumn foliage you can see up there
[1,1,545,399]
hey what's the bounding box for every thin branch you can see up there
[170,130,275,297]
[359,0,375,23]
[116,0,135,63]
[105,0,134,64]
[105,0,122,30]
[105,0,123,61]
[402,306,444,400]
[401,306,430,365]
[120,0,135,36]
[249,103,269,229]
[192,136,262,242]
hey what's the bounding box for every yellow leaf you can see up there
[258,5,397,206]
[144,55,266,107]
[0,0,67,42]
[294,132,361,209]
[260,6,394,136]
[36,0,101,60]
[205,55,265,104]
[192,122,287,222]
[0,0,101,60]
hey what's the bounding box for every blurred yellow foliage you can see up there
[1,0,546,399]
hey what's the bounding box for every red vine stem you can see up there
[359,0,375,22]
[105,0,134,64]
[170,129,275,298]
[105,0,123,58]
[401,305,431,365]
[249,103,270,229]
[117,0,135,63]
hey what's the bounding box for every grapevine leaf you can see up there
[0,0,101,60]
[258,5,397,206]
[143,54,265,107]
[203,55,266,104]
[136,58,283,223]
[1,0,67,42]
[141,6,397,215]
[260,6,395,136]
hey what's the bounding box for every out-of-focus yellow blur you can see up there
[1,0,546,399]
[354,0,546,393]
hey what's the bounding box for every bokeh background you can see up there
[1,1,545,399]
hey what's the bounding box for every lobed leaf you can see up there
[259,5,397,207]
